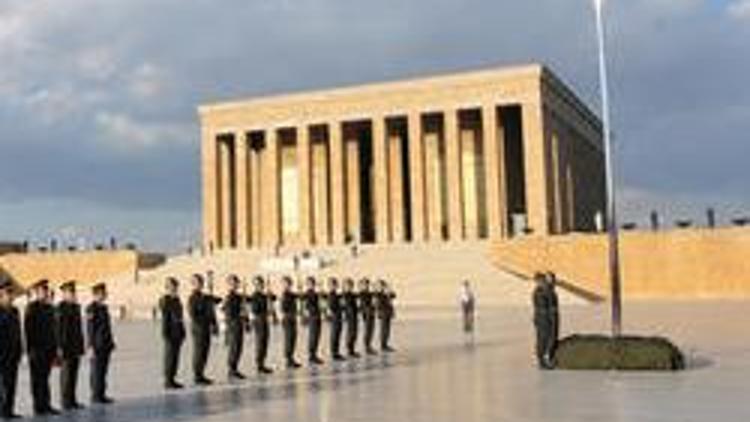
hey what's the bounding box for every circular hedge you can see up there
[554,334,685,371]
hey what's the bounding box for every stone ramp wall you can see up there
[490,228,750,299]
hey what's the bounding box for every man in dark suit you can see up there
[326,277,345,361]
[0,278,23,419]
[279,276,301,369]
[188,274,218,385]
[86,283,115,404]
[25,279,60,416]
[57,281,85,410]
[302,277,324,365]
[222,274,247,380]
[343,278,360,358]
[159,277,186,389]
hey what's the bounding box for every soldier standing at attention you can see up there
[279,276,301,369]
[86,283,115,404]
[343,278,360,358]
[545,272,561,362]
[532,273,554,369]
[159,277,186,389]
[222,274,247,380]
[326,277,345,361]
[188,274,218,385]
[57,281,85,410]
[375,280,396,352]
[25,279,60,416]
[0,279,23,419]
[359,278,377,355]
[302,277,324,365]
[248,276,274,374]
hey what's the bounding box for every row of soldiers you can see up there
[159,274,397,388]
[0,279,115,419]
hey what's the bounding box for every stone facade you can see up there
[198,64,605,251]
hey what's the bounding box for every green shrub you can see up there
[554,334,685,371]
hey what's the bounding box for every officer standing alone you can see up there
[0,279,22,419]
[57,281,85,410]
[375,280,396,352]
[25,280,59,416]
[86,283,115,404]
[302,277,324,365]
[159,277,186,389]
[279,276,301,369]
[188,274,218,385]
[532,273,555,369]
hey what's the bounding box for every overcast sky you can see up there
[0,0,748,251]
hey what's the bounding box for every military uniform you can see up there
[532,283,554,369]
[376,290,396,351]
[360,289,377,354]
[303,289,323,363]
[280,290,300,367]
[188,290,218,383]
[326,290,344,360]
[222,290,247,378]
[159,294,186,387]
[546,282,560,360]
[25,296,58,415]
[57,299,85,409]
[86,298,115,403]
[248,291,273,373]
[0,298,22,418]
[343,290,360,357]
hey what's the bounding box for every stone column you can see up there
[345,132,361,242]
[388,126,405,242]
[522,101,551,236]
[460,124,481,240]
[219,137,233,249]
[444,109,464,241]
[297,125,313,246]
[312,135,330,245]
[482,105,508,239]
[372,116,390,243]
[424,129,443,241]
[250,140,263,248]
[264,129,281,248]
[408,112,426,242]
[201,127,219,254]
[235,131,249,249]
[329,121,347,245]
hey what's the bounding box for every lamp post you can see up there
[594,0,623,338]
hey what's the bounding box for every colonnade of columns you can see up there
[202,102,550,251]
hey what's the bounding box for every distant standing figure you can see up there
[222,275,247,380]
[326,277,345,361]
[57,281,85,410]
[188,274,218,385]
[375,280,396,352]
[302,277,324,365]
[86,283,116,404]
[0,278,23,419]
[545,272,560,360]
[279,276,301,369]
[460,281,475,334]
[359,278,377,355]
[343,278,360,358]
[532,273,555,369]
[248,276,274,374]
[159,277,186,389]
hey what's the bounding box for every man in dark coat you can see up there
[159,277,186,389]
[545,272,561,362]
[0,279,23,419]
[326,277,345,361]
[25,279,60,416]
[222,274,247,380]
[248,276,274,374]
[302,277,324,365]
[532,273,555,369]
[86,283,115,404]
[279,276,301,369]
[375,280,396,352]
[57,281,85,410]
[188,274,218,385]
[343,278,360,358]
[359,278,377,355]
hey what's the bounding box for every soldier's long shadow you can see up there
[31,339,509,422]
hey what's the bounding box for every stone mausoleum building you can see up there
[199,64,606,251]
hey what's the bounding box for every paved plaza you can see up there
[10,301,750,421]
